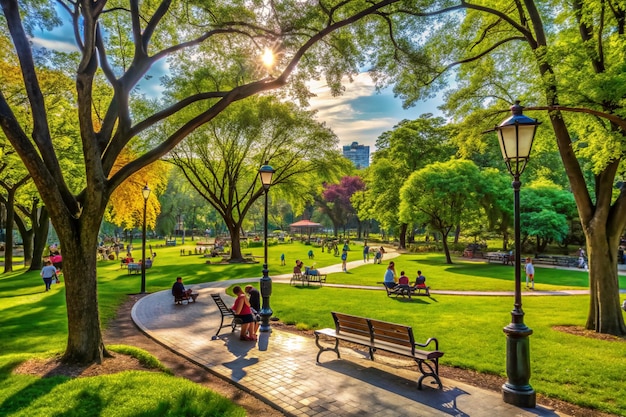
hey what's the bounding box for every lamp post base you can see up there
[502,383,536,408]
[259,268,272,333]
[259,307,273,333]
[502,321,535,408]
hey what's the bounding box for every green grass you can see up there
[1,240,625,415]
[325,252,616,291]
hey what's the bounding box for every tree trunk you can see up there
[55,213,107,364]
[15,222,33,266]
[585,227,626,335]
[442,230,452,264]
[30,207,49,271]
[398,223,407,249]
[61,240,106,363]
[226,222,244,262]
[3,189,16,273]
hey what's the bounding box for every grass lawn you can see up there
[1,240,625,415]
[324,252,622,291]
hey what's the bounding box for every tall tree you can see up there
[399,159,483,264]
[376,0,626,335]
[104,153,167,234]
[317,175,365,237]
[366,115,453,247]
[521,180,577,253]
[171,96,344,261]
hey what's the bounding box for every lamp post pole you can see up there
[489,101,540,408]
[258,164,275,332]
[140,185,151,294]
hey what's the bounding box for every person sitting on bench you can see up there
[294,259,304,274]
[232,286,256,341]
[397,271,412,294]
[383,262,397,288]
[172,276,192,300]
[414,270,430,295]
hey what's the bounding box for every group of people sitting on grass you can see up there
[383,261,429,294]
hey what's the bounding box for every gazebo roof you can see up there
[289,220,322,228]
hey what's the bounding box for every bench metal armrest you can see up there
[415,337,439,351]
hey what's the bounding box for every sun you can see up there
[261,48,275,68]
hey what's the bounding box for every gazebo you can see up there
[289,219,323,241]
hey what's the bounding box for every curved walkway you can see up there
[130,253,606,417]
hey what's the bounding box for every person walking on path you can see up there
[363,243,370,262]
[525,257,535,290]
[40,260,57,291]
[341,249,348,272]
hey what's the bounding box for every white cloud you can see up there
[31,37,78,53]
[308,73,442,151]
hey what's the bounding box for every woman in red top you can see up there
[232,286,256,341]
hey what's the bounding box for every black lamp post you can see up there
[258,163,275,332]
[491,101,540,408]
[140,185,151,294]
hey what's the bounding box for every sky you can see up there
[32,21,444,154]
[307,75,444,150]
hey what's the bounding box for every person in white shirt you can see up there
[525,257,535,290]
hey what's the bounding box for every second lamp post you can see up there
[258,163,275,332]
[140,185,151,294]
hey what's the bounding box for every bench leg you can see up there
[315,334,340,362]
[415,359,442,390]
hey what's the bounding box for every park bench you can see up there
[126,260,153,275]
[314,312,444,390]
[383,283,430,298]
[210,294,242,339]
[290,272,327,286]
[174,292,198,305]
[485,252,513,265]
[531,256,558,266]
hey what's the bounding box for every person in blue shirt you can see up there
[308,249,314,259]
[341,250,348,272]
[383,261,397,288]
[280,253,285,265]
[363,244,370,262]
[40,260,57,292]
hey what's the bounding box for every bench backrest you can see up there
[369,319,415,352]
[211,294,234,317]
[332,312,371,340]
[332,312,416,354]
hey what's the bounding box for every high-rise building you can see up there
[342,141,370,169]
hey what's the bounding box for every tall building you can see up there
[342,141,370,169]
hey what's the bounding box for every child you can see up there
[341,250,348,272]
[280,253,285,266]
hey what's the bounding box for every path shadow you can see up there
[317,358,471,416]
[222,333,259,382]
